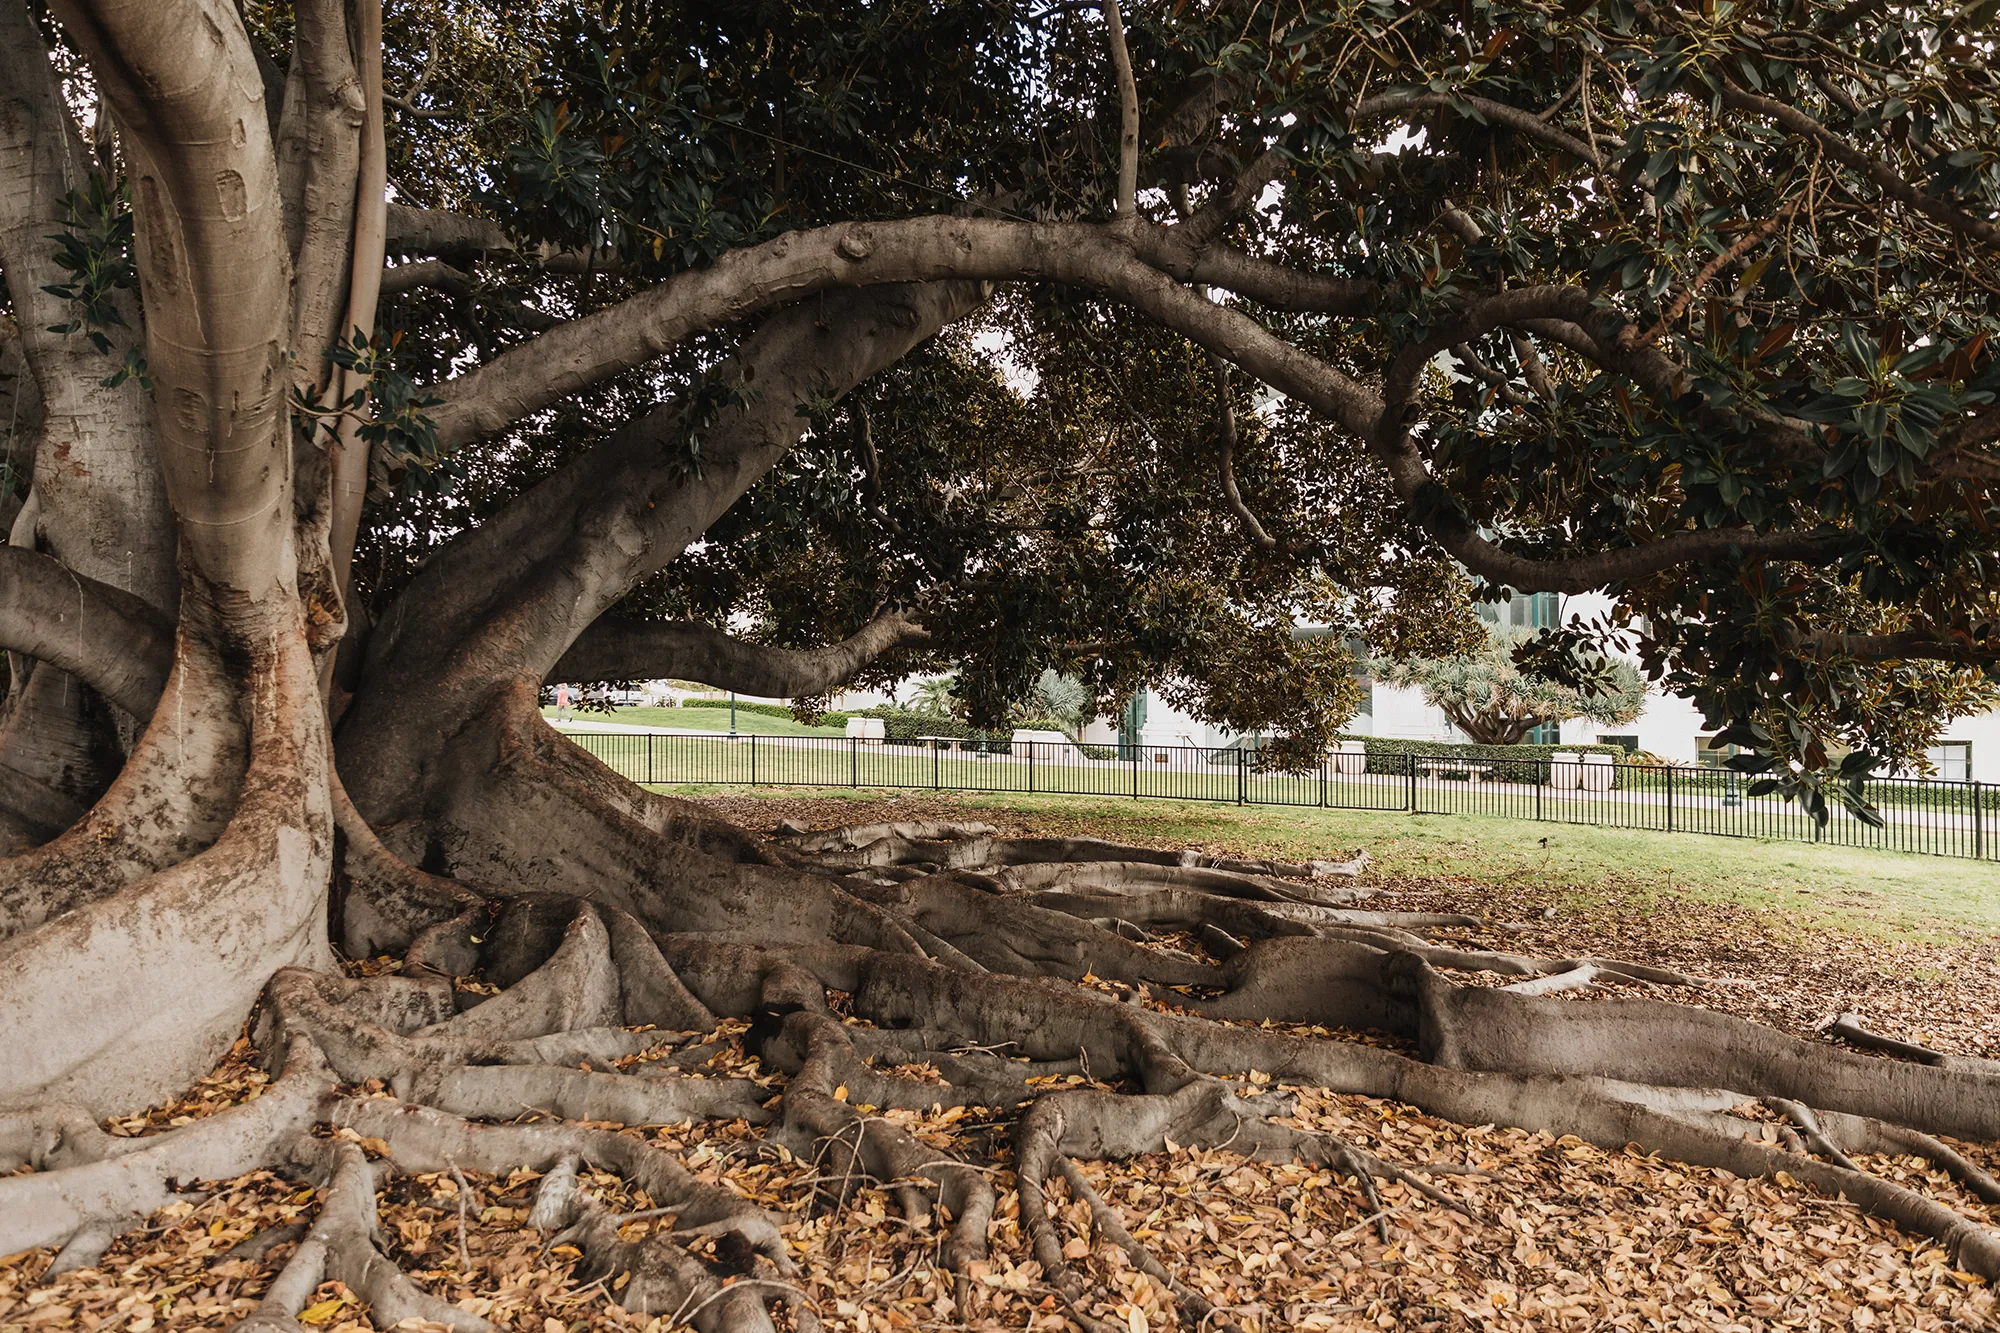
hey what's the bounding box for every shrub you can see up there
[1342,735,1631,786]
[678,698,854,727]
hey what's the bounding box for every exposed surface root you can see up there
[7,794,2000,1331]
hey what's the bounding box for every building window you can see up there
[1599,734,1639,753]
[1477,591,1559,630]
[1929,742,1972,783]
[1527,721,1559,745]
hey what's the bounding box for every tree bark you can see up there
[0,0,332,1115]
[340,281,984,834]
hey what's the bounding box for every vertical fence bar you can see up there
[850,736,857,788]
[1029,742,1036,794]
[1407,755,1417,812]
[1665,765,1674,832]
[933,739,941,791]
[749,733,757,786]
[646,732,655,784]
[1976,781,1985,861]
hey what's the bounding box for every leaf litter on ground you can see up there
[5,793,1997,1331]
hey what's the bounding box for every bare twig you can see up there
[1625,208,1796,352]
[448,1159,474,1272]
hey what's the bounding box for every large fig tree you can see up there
[5,0,2000,1319]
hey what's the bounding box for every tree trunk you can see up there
[4,9,2000,1320]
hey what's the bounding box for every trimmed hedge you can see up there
[1342,735,1632,786]
[680,698,857,726]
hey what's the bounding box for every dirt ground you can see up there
[4,794,1995,1333]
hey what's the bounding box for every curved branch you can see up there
[1720,84,2000,250]
[0,545,174,719]
[1146,235,1377,314]
[420,216,1840,599]
[1210,357,1277,551]
[547,609,929,696]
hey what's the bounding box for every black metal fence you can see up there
[566,729,1997,862]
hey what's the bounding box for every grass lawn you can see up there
[659,783,2000,943]
[542,705,846,737]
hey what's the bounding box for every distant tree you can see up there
[902,674,961,718]
[1016,669,1089,736]
[1376,626,1645,747]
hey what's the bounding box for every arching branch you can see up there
[547,609,930,696]
[384,203,511,256]
[1210,357,1277,552]
[1720,84,2000,251]
[0,545,174,719]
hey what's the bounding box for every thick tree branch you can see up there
[548,610,930,696]
[277,0,365,386]
[418,215,1843,600]
[384,203,511,256]
[1720,84,2000,250]
[0,545,174,719]
[1180,147,1285,252]
[1793,629,2000,665]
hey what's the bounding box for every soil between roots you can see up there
[4,1040,1995,1331]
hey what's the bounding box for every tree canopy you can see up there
[7,0,2000,1318]
[280,0,2000,798]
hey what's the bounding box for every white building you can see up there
[1092,590,1999,783]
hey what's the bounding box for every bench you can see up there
[1415,757,1497,782]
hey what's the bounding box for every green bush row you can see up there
[1340,735,1632,786]
[678,698,858,726]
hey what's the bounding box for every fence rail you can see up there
[565,730,1996,862]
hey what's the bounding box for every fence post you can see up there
[933,739,940,791]
[1029,742,1036,794]
[646,732,655,784]
[1407,754,1417,812]
[1318,759,1326,808]
[1237,747,1247,805]
[850,736,857,788]
[1131,747,1139,801]
[1665,764,1674,832]
[749,733,757,786]
[1535,762,1543,821]
[1976,781,1985,860]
